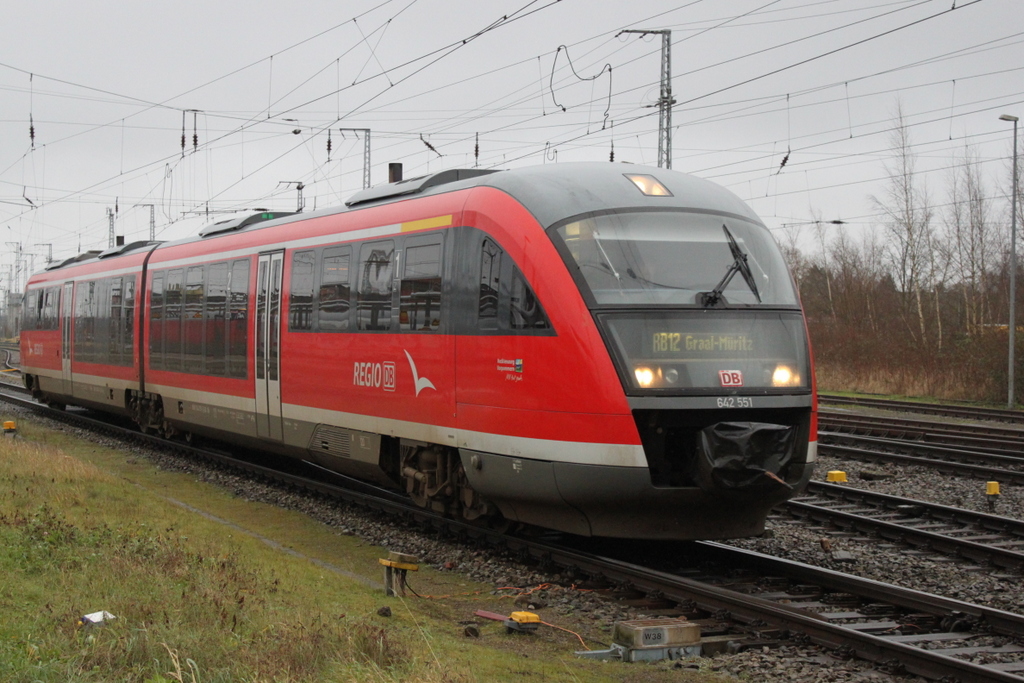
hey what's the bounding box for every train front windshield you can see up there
[552,210,809,394]
[555,211,796,306]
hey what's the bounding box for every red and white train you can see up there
[21,162,816,539]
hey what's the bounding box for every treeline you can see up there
[782,108,1024,404]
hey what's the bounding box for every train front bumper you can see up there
[460,448,813,540]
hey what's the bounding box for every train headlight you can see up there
[624,174,673,197]
[772,364,800,387]
[664,368,679,384]
[634,367,655,388]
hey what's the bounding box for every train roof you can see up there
[148,162,764,251]
[31,163,763,278]
[341,162,763,229]
[37,240,162,274]
[194,163,763,244]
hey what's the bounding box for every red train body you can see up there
[21,163,816,539]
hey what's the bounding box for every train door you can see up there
[255,251,284,440]
[60,281,74,395]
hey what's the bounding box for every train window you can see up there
[95,279,112,364]
[228,259,249,379]
[256,260,268,382]
[268,258,281,381]
[289,250,315,331]
[400,239,442,332]
[122,277,135,361]
[165,269,184,372]
[30,289,42,332]
[74,281,96,363]
[319,246,351,331]
[45,287,60,331]
[72,286,83,359]
[30,287,57,332]
[32,289,46,331]
[23,291,39,331]
[357,240,394,331]
[184,266,205,374]
[109,277,123,363]
[478,239,502,330]
[509,267,550,331]
[149,273,165,370]
[256,260,267,380]
[205,262,229,376]
[52,287,62,330]
[553,212,798,307]
[88,281,100,362]
[45,289,52,330]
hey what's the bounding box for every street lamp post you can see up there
[1002,113,1019,408]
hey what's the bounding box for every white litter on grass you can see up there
[79,611,116,627]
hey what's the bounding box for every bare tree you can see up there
[811,209,837,323]
[776,224,808,292]
[944,143,995,336]
[859,228,886,334]
[871,104,934,342]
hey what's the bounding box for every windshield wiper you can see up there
[699,224,761,307]
[591,230,624,291]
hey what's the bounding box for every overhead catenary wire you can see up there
[0,2,991,153]
[490,0,988,170]
[548,44,612,129]
[376,1,999,176]
[0,0,567,233]
[28,73,35,149]
[0,0,1015,257]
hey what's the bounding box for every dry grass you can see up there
[0,423,711,683]
[0,435,457,683]
[817,362,1000,402]
[809,320,1014,404]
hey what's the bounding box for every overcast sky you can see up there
[1,0,1021,288]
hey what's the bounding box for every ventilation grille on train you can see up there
[309,425,351,458]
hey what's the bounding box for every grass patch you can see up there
[0,439,359,682]
[0,418,724,683]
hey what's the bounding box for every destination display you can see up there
[651,332,753,355]
[599,310,809,392]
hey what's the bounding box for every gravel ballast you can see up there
[5,400,1024,683]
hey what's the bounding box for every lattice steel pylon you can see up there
[620,29,674,168]
[107,208,115,248]
[657,30,674,169]
[339,128,372,189]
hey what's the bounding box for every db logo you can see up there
[718,370,743,387]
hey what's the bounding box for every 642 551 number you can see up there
[717,397,752,408]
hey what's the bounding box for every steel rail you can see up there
[696,543,1024,682]
[821,409,1024,439]
[4,390,1024,681]
[820,434,1024,481]
[821,413,1024,454]
[785,482,1024,570]
[820,394,1024,425]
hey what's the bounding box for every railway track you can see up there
[3,389,1024,681]
[783,481,1024,571]
[820,411,1024,456]
[820,394,1024,425]
[819,432,1024,484]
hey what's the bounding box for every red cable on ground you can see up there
[539,620,591,650]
